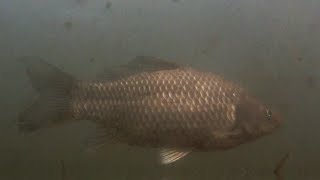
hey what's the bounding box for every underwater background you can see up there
[0,0,319,179]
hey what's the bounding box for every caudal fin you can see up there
[17,56,76,133]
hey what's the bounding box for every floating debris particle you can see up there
[295,57,304,63]
[274,152,290,180]
[60,160,66,180]
[306,75,316,89]
[76,0,88,6]
[63,21,73,30]
[89,57,95,63]
[200,49,208,55]
[199,37,219,55]
[105,1,112,9]
[308,23,320,34]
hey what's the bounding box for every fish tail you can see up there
[17,56,76,133]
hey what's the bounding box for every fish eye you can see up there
[266,109,272,120]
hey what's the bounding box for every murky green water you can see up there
[0,0,319,179]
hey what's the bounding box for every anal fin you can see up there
[160,148,191,165]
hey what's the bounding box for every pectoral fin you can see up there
[160,148,191,164]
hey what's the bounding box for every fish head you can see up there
[235,95,284,139]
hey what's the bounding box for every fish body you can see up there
[73,68,244,150]
[18,56,283,164]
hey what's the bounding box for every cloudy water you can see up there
[0,0,319,179]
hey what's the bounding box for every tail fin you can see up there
[17,56,76,133]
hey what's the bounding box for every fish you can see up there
[17,56,284,164]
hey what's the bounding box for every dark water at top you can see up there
[0,0,319,179]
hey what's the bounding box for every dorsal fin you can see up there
[127,56,180,70]
[97,56,181,80]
